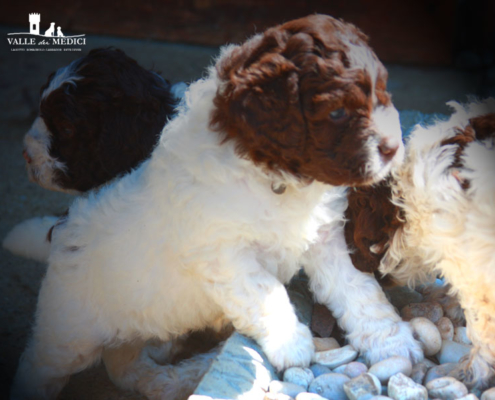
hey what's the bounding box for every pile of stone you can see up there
[266,290,495,400]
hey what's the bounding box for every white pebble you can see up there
[283,367,315,390]
[481,387,495,400]
[334,361,369,378]
[296,393,328,400]
[370,397,393,400]
[388,372,428,400]
[436,317,454,341]
[437,340,471,364]
[344,362,369,378]
[313,344,358,369]
[453,327,472,345]
[369,356,413,384]
[410,317,442,356]
[308,373,350,400]
[270,380,306,398]
[426,377,468,400]
[313,337,340,352]
[343,373,381,400]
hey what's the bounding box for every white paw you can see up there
[260,322,314,371]
[353,321,424,365]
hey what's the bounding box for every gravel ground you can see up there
[271,290,485,400]
[0,24,482,399]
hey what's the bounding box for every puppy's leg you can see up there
[200,252,314,371]
[449,288,495,389]
[11,275,104,400]
[449,140,495,389]
[304,227,424,364]
[12,331,102,400]
[103,340,219,400]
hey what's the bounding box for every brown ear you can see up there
[469,113,495,141]
[345,182,401,273]
[211,32,308,174]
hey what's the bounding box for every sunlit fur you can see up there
[23,48,176,193]
[10,16,415,400]
[380,99,495,389]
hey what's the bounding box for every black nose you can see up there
[378,140,399,162]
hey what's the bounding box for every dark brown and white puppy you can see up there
[344,99,495,389]
[4,49,179,261]
[23,48,177,193]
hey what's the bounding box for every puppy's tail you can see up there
[2,216,57,263]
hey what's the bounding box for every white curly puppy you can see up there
[381,99,495,389]
[346,98,495,390]
[11,15,421,400]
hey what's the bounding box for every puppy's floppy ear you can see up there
[469,113,495,141]
[226,52,301,146]
[212,30,309,172]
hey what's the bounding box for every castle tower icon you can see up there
[7,13,85,39]
[29,13,40,35]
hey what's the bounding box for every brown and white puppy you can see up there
[345,99,495,389]
[23,47,178,194]
[5,48,179,261]
[11,15,418,400]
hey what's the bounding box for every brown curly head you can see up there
[211,14,402,186]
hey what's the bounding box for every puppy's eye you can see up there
[329,108,348,122]
[64,128,73,135]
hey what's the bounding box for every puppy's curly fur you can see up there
[345,99,495,389]
[11,15,421,400]
[23,48,177,193]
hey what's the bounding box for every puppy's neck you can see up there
[148,73,322,197]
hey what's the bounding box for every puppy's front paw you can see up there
[354,321,424,365]
[260,322,314,371]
